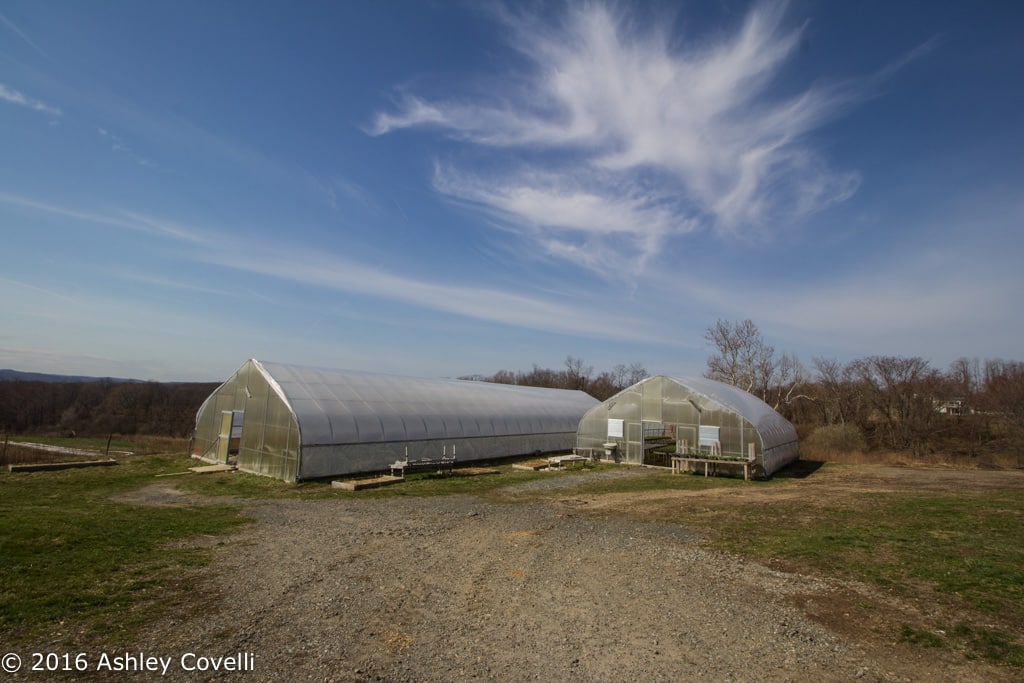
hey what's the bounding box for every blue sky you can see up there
[1,1,1022,382]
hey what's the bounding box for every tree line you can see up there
[465,320,1022,463]
[702,319,1024,461]
[3,326,1021,466]
[0,380,218,438]
[460,356,648,401]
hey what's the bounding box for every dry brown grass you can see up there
[806,448,1024,470]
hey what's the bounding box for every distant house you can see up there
[935,398,966,416]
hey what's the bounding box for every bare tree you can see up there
[610,362,648,389]
[564,356,593,392]
[704,319,799,408]
[465,358,645,400]
[587,373,618,401]
[491,369,517,385]
[625,362,648,386]
[982,359,1024,419]
[810,357,866,425]
[948,357,982,413]
[765,352,806,411]
[705,319,765,391]
[849,355,940,453]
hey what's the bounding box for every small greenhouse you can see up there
[192,359,599,482]
[575,375,798,478]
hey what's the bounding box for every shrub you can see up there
[803,423,867,458]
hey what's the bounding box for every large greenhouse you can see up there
[575,375,798,478]
[192,359,599,482]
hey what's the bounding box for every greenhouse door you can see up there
[216,410,244,464]
[625,422,643,463]
[675,425,697,454]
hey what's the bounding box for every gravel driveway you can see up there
[108,469,1015,682]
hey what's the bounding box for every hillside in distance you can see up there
[0,371,218,437]
[0,369,140,384]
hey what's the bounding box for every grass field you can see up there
[0,453,247,643]
[1,445,1021,667]
[537,462,1024,667]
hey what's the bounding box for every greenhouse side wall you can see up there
[762,440,799,476]
[298,432,577,481]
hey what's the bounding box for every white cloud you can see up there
[0,276,77,304]
[0,346,120,376]
[0,193,207,243]
[434,164,697,273]
[4,193,653,346]
[0,82,61,117]
[97,127,161,169]
[0,12,49,59]
[695,238,1024,365]
[199,242,661,344]
[370,2,876,273]
[366,96,451,136]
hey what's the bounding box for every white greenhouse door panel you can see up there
[217,411,233,463]
[626,422,643,463]
[217,410,244,463]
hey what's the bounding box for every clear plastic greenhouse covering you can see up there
[575,375,798,477]
[258,360,597,445]
[668,375,797,450]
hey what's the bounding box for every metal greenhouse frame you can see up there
[192,359,599,482]
[575,375,798,478]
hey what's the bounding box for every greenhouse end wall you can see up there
[192,360,301,482]
[575,376,798,477]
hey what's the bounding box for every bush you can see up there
[803,424,867,458]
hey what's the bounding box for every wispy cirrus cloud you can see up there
[0,82,61,117]
[0,275,77,303]
[201,242,660,343]
[433,164,697,273]
[97,127,161,170]
[1,189,655,341]
[0,11,49,59]
[369,2,926,276]
[0,193,207,243]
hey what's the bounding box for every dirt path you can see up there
[83,464,1015,682]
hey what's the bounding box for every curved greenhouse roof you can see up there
[258,360,598,445]
[661,375,797,451]
[193,359,598,481]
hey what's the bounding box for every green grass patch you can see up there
[690,492,1024,624]
[179,462,563,499]
[632,481,1024,666]
[5,435,184,454]
[0,454,247,643]
[900,623,1024,666]
[542,469,752,497]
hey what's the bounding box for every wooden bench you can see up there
[389,456,456,478]
[547,454,588,469]
[671,455,754,481]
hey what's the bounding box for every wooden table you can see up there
[671,456,753,480]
